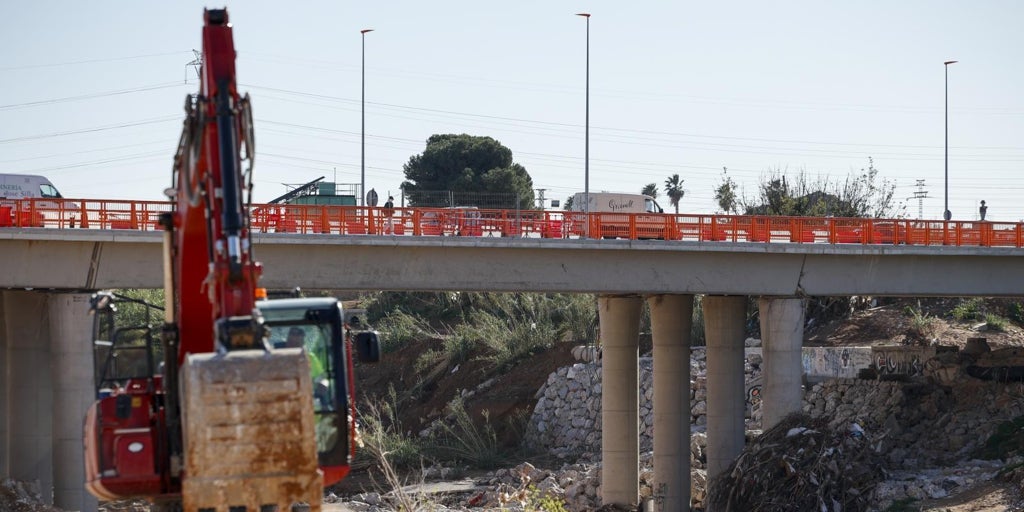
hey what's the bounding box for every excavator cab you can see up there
[84,292,169,501]
[258,296,380,484]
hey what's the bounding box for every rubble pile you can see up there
[804,378,1024,467]
[0,479,63,512]
[514,345,1024,509]
[706,414,884,512]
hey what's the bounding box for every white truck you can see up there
[568,192,673,239]
[0,174,72,227]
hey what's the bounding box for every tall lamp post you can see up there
[361,28,374,207]
[576,13,590,236]
[943,60,957,221]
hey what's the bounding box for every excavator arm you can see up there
[84,9,378,511]
[171,10,323,512]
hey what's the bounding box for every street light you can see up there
[576,13,590,236]
[943,60,957,221]
[361,28,374,207]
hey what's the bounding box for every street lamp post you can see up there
[576,13,590,236]
[361,28,374,207]
[943,60,957,221]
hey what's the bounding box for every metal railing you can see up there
[2,198,1022,248]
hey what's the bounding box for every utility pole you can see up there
[535,188,547,209]
[185,49,202,83]
[908,179,929,219]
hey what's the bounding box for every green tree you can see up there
[641,183,659,199]
[400,134,535,209]
[563,195,574,211]
[664,174,685,214]
[714,167,738,214]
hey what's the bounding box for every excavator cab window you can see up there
[89,291,163,398]
[259,297,352,464]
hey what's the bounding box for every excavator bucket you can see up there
[181,348,322,512]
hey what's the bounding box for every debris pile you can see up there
[706,414,884,512]
[0,479,63,512]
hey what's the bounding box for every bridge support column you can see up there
[1,291,96,512]
[758,297,805,429]
[50,293,97,512]
[702,295,747,488]
[648,294,693,512]
[599,295,641,508]
[0,292,7,477]
[2,290,55,502]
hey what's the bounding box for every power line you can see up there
[0,82,186,111]
[244,84,1024,152]
[0,116,179,144]
[0,51,191,71]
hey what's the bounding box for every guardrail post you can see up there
[129,203,139,230]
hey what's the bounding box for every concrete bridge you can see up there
[2,228,1021,511]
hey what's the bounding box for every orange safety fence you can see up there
[3,198,1023,248]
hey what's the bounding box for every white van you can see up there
[568,192,672,239]
[570,192,663,215]
[0,174,65,201]
[0,174,72,227]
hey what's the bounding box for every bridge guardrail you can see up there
[2,198,1021,248]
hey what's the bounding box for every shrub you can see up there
[985,314,1009,332]
[374,310,439,353]
[414,328,477,373]
[473,310,559,372]
[1009,302,1024,326]
[357,387,427,471]
[907,308,937,340]
[423,395,506,468]
[951,298,984,322]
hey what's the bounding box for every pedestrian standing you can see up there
[979,200,987,221]
[383,195,395,233]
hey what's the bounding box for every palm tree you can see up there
[641,183,658,199]
[664,174,685,213]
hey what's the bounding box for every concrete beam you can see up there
[2,231,1024,296]
[648,294,693,512]
[599,295,642,507]
[758,297,806,429]
[702,296,747,481]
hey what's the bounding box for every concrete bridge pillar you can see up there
[702,295,747,486]
[758,297,806,429]
[49,293,98,512]
[1,291,97,512]
[598,295,642,508]
[647,294,693,512]
[0,292,7,478]
[2,290,55,502]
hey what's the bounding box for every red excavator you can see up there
[83,9,379,511]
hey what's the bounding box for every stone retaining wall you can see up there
[525,347,767,455]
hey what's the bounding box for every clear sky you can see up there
[3,1,1022,221]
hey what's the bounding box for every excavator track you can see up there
[181,348,322,512]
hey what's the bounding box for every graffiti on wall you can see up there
[875,352,925,377]
[801,347,872,380]
[747,384,762,406]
